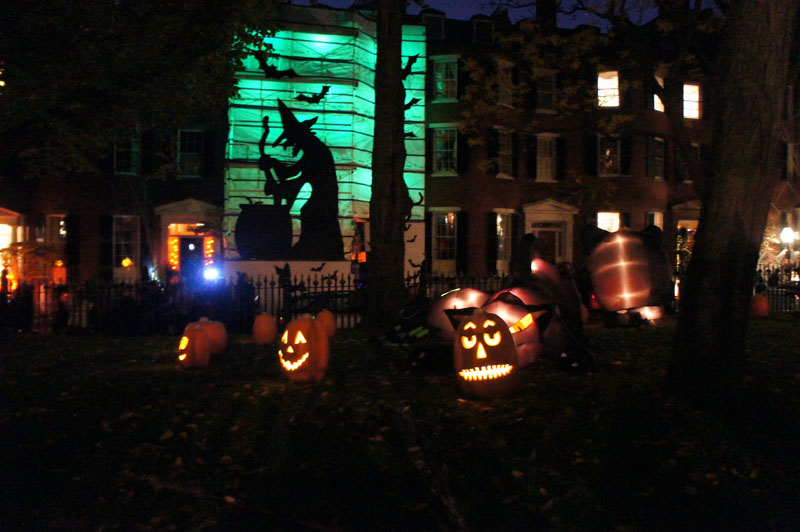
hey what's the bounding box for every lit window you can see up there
[432,127,457,174]
[647,137,665,180]
[433,212,457,260]
[496,213,511,261]
[683,83,701,119]
[597,212,620,232]
[598,71,619,107]
[0,224,12,251]
[114,134,140,175]
[178,130,203,177]
[646,212,664,229]
[433,59,457,101]
[498,131,514,177]
[113,215,140,268]
[537,135,556,182]
[653,75,665,112]
[598,136,621,176]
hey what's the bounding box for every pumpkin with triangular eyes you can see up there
[278,314,329,382]
[453,309,519,397]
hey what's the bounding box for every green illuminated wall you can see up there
[225,5,426,260]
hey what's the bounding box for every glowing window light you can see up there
[168,236,180,271]
[597,212,620,232]
[598,71,619,107]
[121,257,133,268]
[683,83,701,119]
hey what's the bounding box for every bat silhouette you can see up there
[408,259,422,269]
[404,97,421,110]
[404,131,417,138]
[255,52,298,78]
[311,262,326,272]
[401,54,419,80]
[406,234,418,243]
[295,85,331,104]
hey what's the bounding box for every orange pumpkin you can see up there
[178,324,211,368]
[191,317,227,355]
[253,312,278,344]
[278,314,329,382]
[453,309,519,397]
[315,309,336,338]
[750,293,769,317]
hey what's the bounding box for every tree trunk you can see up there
[366,0,411,331]
[668,0,798,400]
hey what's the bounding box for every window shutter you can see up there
[457,131,469,173]
[486,212,498,274]
[140,130,155,176]
[512,133,519,177]
[621,136,632,175]
[456,211,469,274]
[621,212,632,229]
[98,215,113,280]
[424,211,433,270]
[529,80,539,110]
[487,130,499,176]
[65,215,81,281]
[425,130,433,175]
[556,137,567,180]
[585,133,597,177]
[781,142,788,181]
[527,135,537,179]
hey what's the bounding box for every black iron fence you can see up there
[755,265,800,313]
[1,267,794,336]
[0,273,509,336]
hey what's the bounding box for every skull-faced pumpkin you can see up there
[454,309,519,397]
[278,314,329,382]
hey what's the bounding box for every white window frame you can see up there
[431,55,459,102]
[178,129,203,178]
[683,83,701,119]
[430,208,459,276]
[497,130,514,178]
[113,215,140,272]
[598,70,620,107]
[536,134,557,183]
[430,124,458,176]
[495,210,513,262]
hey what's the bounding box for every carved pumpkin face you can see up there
[454,309,519,397]
[178,325,211,368]
[278,315,328,382]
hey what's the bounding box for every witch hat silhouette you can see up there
[272,100,318,149]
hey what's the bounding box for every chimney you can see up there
[537,0,558,32]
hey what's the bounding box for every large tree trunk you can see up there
[668,0,798,400]
[366,0,411,331]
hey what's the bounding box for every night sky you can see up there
[291,0,535,22]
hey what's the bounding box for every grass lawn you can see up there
[1,315,799,531]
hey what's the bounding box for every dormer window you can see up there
[598,70,619,107]
[422,13,444,41]
[473,19,494,45]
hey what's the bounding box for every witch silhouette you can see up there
[259,100,344,260]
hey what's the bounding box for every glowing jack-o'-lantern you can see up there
[588,231,652,311]
[454,309,519,397]
[750,293,769,317]
[253,312,278,344]
[278,314,329,382]
[178,324,211,368]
